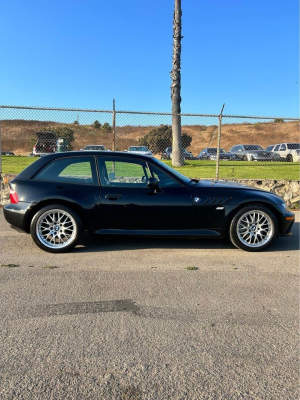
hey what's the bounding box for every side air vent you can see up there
[203,196,232,204]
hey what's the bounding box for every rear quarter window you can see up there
[33,157,98,185]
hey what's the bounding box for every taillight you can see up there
[10,189,19,204]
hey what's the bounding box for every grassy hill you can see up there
[1,119,299,156]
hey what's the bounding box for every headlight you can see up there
[281,202,288,211]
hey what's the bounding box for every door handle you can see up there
[105,194,122,201]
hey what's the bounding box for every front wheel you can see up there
[30,204,83,253]
[229,204,278,252]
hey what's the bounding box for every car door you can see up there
[97,156,193,231]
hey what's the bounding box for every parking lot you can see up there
[0,209,299,399]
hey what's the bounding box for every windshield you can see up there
[129,146,148,151]
[207,148,226,153]
[287,143,300,150]
[152,159,190,184]
[244,145,264,151]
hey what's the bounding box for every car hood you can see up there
[248,151,273,155]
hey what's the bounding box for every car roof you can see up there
[17,151,154,179]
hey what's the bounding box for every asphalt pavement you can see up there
[0,209,299,399]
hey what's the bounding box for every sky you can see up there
[0,0,299,117]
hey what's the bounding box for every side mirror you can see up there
[147,177,159,189]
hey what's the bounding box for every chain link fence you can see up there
[0,105,299,181]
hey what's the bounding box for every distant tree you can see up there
[73,120,79,124]
[138,125,192,154]
[93,120,101,129]
[182,133,192,148]
[274,118,284,123]
[102,122,112,132]
[50,126,75,150]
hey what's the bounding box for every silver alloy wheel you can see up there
[237,210,273,248]
[36,209,77,249]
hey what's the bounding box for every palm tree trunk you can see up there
[171,0,184,166]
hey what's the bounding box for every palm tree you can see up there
[170,0,184,166]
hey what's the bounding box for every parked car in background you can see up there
[126,146,152,156]
[197,148,238,161]
[3,151,294,253]
[81,145,106,151]
[80,144,106,151]
[161,147,194,160]
[33,132,57,157]
[229,144,279,161]
[1,151,15,156]
[275,143,300,162]
[265,144,285,161]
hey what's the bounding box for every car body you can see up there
[4,151,294,253]
[229,144,279,161]
[161,147,194,160]
[197,148,238,161]
[126,146,152,156]
[265,144,285,161]
[81,145,106,151]
[1,151,15,156]
[32,132,57,157]
[275,143,300,162]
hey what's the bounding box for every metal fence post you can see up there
[216,104,225,180]
[112,99,116,151]
[0,120,2,176]
[0,119,2,205]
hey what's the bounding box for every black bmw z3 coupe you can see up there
[4,151,294,253]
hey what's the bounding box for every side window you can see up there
[231,146,237,152]
[279,144,286,151]
[33,157,97,185]
[274,144,280,151]
[149,164,181,188]
[98,158,150,187]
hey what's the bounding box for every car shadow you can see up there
[73,222,299,253]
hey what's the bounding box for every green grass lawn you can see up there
[1,156,300,180]
[164,160,300,180]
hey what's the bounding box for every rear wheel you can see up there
[30,204,83,253]
[229,204,278,252]
[286,154,293,162]
[242,155,247,161]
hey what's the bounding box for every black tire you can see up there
[242,155,247,161]
[229,204,278,252]
[286,154,293,162]
[30,204,83,253]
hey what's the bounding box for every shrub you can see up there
[93,120,101,129]
[138,125,192,153]
[102,122,112,132]
[50,126,75,150]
